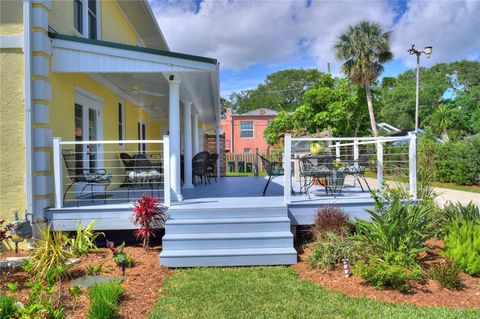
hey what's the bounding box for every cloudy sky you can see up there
[148,0,480,97]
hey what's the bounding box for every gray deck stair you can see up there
[160,205,297,267]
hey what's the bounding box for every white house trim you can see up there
[0,34,24,50]
[51,39,218,73]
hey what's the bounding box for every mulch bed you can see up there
[294,241,480,309]
[1,245,172,319]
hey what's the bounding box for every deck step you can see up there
[167,206,286,219]
[162,232,293,250]
[159,247,297,267]
[166,217,291,234]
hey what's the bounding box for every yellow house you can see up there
[1,0,220,245]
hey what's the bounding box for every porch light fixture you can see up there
[407,44,433,132]
[169,74,175,81]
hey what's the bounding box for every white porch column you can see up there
[168,77,183,201]
[216,125,221,178]
[183,101,194,189]
[192,113,199,155]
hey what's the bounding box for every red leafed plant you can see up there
[132,195,167,249]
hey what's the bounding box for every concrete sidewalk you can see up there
[364,177,480,208]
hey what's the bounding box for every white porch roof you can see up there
[49,33,220,123]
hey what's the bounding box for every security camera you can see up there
[169,74,175,81]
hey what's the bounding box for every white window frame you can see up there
[75,0,101,40]
[240,121,254,138]
[138,119,147,154]
[118,100,125,148]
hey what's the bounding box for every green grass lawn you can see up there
[149,267,479,319]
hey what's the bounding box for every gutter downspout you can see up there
[23,0,34,247]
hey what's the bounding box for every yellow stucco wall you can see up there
[0,50,26,249]
[0,1,23,34]
[100,0,138,45]
[49,73,162,199]
[49,0,139,45]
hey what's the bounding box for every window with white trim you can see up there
[240,121,254,138]
[118,102,125,146]
[73,0,83,34]
[73,0,100,40]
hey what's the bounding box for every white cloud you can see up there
[150,0,480,72]
[392,0,480,68]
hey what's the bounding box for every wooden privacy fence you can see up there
[225,149,283,174]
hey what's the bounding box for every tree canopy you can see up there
[378,60,480,139]
[264,73,369,145]
[227,69,324,114]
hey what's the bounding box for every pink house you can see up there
[221,108,277,153]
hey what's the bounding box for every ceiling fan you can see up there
[128,87,165,97]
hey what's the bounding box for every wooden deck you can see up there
[45,176,375,230]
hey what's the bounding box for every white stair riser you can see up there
[167,207,286,220]
[163,236,293,250]
[166,221,291,234]
[160,253,297,267]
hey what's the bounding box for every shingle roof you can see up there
[234,109,278,117]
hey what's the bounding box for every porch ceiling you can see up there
[50,33,220,123]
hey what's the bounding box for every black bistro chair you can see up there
[259,155,285,196]
[192,151,209,186]
[206,153,219,183]
[62,150,111,206]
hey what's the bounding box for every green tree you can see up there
[334,20,393,136]
[378,60,480,138]
[228,69,324,113]
[427,104,455,141]
[264,74,368,145]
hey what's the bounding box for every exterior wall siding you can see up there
[0,50,26,249]
[232,116,275,153]
[49,0,139,46]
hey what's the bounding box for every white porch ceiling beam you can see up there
[51,38,218,73]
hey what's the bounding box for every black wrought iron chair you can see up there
[192,151,209,186]
[259,155,285,196]
[119,153,134,186]
[206,153,219,183]
[125,154,162,200]
[340,155,371,192]
[299,155,344,197]
[62,150,111,206]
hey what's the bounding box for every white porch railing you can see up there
[52,136,170,209]
[283,133,417,204]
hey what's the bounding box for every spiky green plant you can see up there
[353,198,434,255]
[68,220,103,255]
[29,223,73,278]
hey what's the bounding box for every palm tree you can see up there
[429,104,453,142]
[334,20,393,136]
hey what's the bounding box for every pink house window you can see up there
[240,121,254,138]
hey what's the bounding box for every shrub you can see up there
[30,223,73,278]
[354,251,424,292]
[444,221,480,276]
[107,241,134,268]
[68,220,103,255]
[85,263,104,276]
[88,281,124,319]
[0,220,12,246]
[132,195,167,249]
[309,206,351,240]
[429,260,462,290]
[444,201,480,226]
[353,198,434,255]
[307,232,362,270]
[0,295,18,319]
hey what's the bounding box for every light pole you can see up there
[408,44,432,133]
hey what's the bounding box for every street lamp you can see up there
[408,44,433,133]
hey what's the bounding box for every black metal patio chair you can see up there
[192,151,209,186]
[62,150,111,206]
[259,155,285,196]
[206,153,219,183]
[340,155,371,192]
